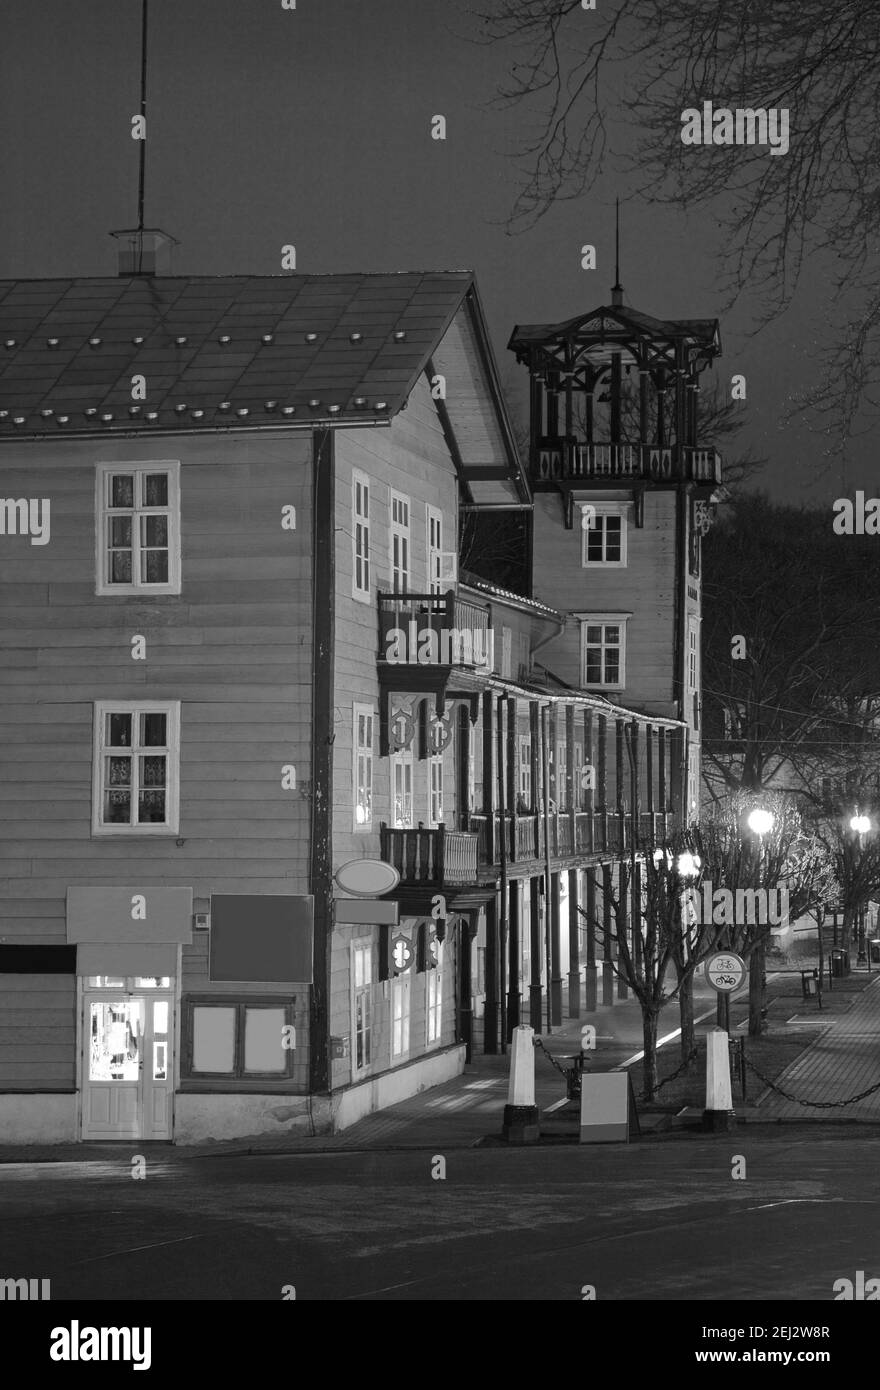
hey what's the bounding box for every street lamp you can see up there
[747,807,774,837]
[850,813,872,963]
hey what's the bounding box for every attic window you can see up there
[47,338,60,347]
[85,408,97,417]
[132,336,145,345]
[261,334,274,345]
[350,333,363,343]
[218,334,231,344]
[89,337,102,347]
[4,339,16,348]
[308,398,321,409]
[305,333,318,343]
[282,406,296,416]
[175,336,187,346]
[218,401,232,411]
[393,330,406,341]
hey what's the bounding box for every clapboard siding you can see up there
[531,490,680,716]
[0,432,314,944]
[0,975,75,1089]
[333,373,460,866]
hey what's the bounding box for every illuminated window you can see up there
[352,941,373,1073]
[353,704,374,830]
[426,961,443,1045]
[391,974,411,1058]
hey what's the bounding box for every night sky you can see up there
[0,0,871,506]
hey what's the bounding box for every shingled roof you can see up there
[0,272,478,437]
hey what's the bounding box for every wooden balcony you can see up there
[533,439,721,487]
[377,590,493,670]
[467,809,676,866]
[380,823,480,887]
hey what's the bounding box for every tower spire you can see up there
[109,0,177,276]
[611,197,624,307]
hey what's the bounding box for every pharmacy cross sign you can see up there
[391,934,414,973]
[705,951,746,994]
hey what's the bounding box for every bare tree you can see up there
[473,0,880,434]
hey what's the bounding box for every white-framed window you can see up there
[577,614,631,690]
[390,491,410,594]
[428,756,444,826]
[391,973,411,1058]
[391,750,414,828]
[426,506,443,594]
[581,504,629,567]
[426,957,443,1045]
[353,703,374,831]
[352,470,371,602]
[351,940,373,1073]
[518,736,531,806]
[95,461,180,595]
[92,700,180,834]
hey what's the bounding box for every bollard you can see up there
[502,1024,540,1144]
[703,1026,735,1132]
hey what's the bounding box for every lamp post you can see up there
[745,806,775,1035]
[850,814,871,965]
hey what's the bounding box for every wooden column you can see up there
[658,726,667,820]
[567,866,581,1017]
[547,388,559,436]
[566,704,576,845]
[598,714,608,849]
[615,718,625,853]
[506,694,517,863]
[639,368,650,443]
[484,895,500,1054]
[584,867,598,1009]
[482,691,495,862]
[550,870,563,1025]
[456,703,469,828]
[630,720,640,850]
[530,374,542,460]
[602,862,614,1005]
[610,352,622,441]
[507,878,521,1037]
[529,877,542,1030]
[458,915,477,1063]
[646,722,655,836]
[617,862,629,1000]
[529,698,540,816]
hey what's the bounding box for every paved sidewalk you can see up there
[755,976,880,1120]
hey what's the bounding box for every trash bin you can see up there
[801,969,818,998]
[831,948,848,978]
[870,940,880,965]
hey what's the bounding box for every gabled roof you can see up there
[509,302,720,359]
[0,271,470,435]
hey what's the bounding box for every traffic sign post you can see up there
[705,950,746,1035]
[702,952,745,1133]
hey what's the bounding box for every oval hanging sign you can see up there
[334,858,400,898]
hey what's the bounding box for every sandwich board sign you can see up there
[579,1071,640,1143]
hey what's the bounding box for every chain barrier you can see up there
[639,1046,699,1102]
[742,1054,880,1109]
[532,1035,574,1077]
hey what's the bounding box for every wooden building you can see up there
[0,256,718,1143]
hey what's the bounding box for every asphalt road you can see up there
[1,1135,878,1301]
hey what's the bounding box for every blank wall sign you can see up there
[579,1071,640,1143]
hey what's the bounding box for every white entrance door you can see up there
[82,991,173,1140]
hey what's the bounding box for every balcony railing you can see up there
[466,809,676,864]
[377,590,492,669]
[380,823,479,886]
[533,439,721,486]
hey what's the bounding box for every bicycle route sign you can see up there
[704,951,746,994]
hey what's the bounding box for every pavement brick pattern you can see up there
[756,977,880,1120]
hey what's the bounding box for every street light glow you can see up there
[851,815,871,834]
[676,852,701,878]
[747,808,774,835]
